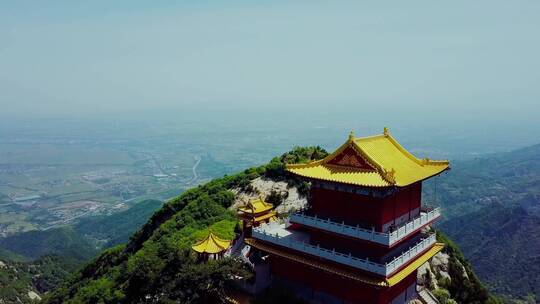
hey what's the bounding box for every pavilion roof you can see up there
[286,128,449,187]
[191,232,231,254]
[238,198,274,214]
[254,211,277,223]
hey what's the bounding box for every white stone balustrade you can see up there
[252,227,437,277]
[289,207,440,246]
[384,234,436,275]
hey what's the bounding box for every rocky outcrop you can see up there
[230,177,307,214]
[27,291,41,301]
[417,246,481,304]
[418,252,453,290]
[0,259,42,304]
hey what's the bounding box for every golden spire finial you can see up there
[348,130,355,141]
[383,127,389,136]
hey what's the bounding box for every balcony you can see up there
[252,222,437,277]
[289,207,440,247]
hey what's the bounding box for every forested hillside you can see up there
[41,146,500,304]
[0,227,98,261]
[75,199,163,248]
[43,147,328,303]
[440,202,540,300]
[431,144,540,301]
[0,199,164,303]
[0,254,80,303]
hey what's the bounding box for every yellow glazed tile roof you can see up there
[254,211,277,222]
[191,232,232,254]
[238,198,274,214]
[286,128,449,187]
[386,242,444,286]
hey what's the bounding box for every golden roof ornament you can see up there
[348,130,355,142]
[383,167,396,184]
[383,127,389,136]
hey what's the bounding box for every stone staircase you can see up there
[417,288,439,304]
[227,234,245,257]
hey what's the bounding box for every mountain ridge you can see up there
[434,143,540,301]
[2,143,538,303]
[41,147,499,304]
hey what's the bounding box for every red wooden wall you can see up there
[269,255,417,303]
[310,183,421,232]
[309,230,391,260]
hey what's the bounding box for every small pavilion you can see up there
[238,198,277,236]
[191,232,232,261]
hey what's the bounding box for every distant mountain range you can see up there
[432,144,540,300]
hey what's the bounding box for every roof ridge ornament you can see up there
[348,130,355,142]
[382,167,396,185]
[383,127,389,136]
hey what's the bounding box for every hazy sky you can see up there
[1,1,539,124]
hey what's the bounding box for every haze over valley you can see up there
[1,1,540,303]
[1,111,538,237]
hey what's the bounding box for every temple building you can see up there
[244,129,449,304]
[191,231,232,261]
[238,198,277,236]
